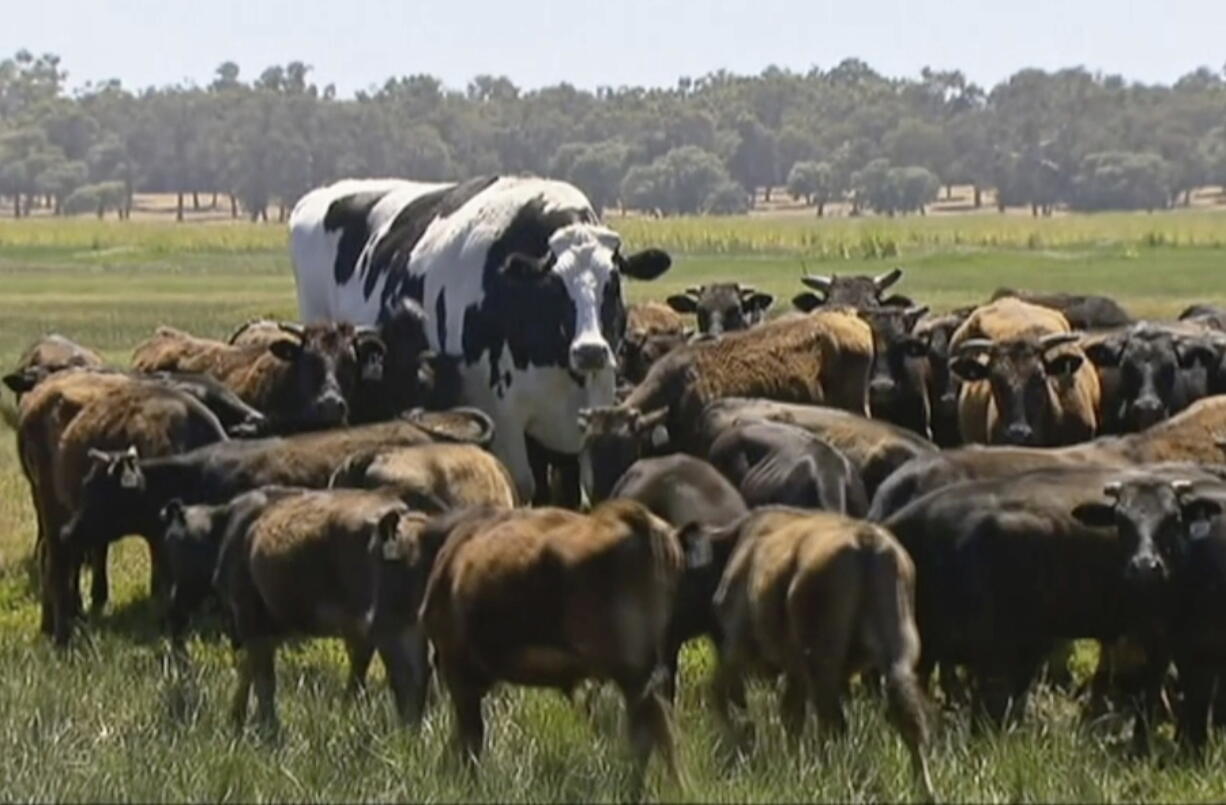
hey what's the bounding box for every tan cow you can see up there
[950,297,1101,446]
[329,442,518,511]
[709,507,934,799]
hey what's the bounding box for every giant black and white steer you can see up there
[289,176,672,500]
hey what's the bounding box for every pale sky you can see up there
[5,0,1224,95]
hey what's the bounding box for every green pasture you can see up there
[1,213,1225,801]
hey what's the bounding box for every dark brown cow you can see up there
[132,322,382,432]
[914,309,974,447]
[707,507,933,798]
[791,267,912,312]
[990,287,1133,330]
[858,305,932,438]
[666,283,774,337]
[417,500,692,796]
[215,489,430,730]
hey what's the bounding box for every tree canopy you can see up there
[1,50,1224,219]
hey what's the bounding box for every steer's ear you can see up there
[268,339,303,362]
[1175,338,1219,370]
[1083,338,1124,368]
[666,294,699,314]
[1181,497,1223,539]
[1071,501,1116,528]
[792,292,824,313]
[743,292,775,315]
[950,357,989,382]
[373,509,408,561]
[620,249,672,280]
[3,368,39,394]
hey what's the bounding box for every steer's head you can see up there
[500,224,671,376]
[61,446,151,549]
[1072,478,1223,589]
[266,322,385,430]
[1085,325,1216,432]
[792,268,911,312]
[951,332,1084,446]
[857,305,931,432]
[578,405,669,502]
[666,283,774,337]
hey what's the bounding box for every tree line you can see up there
[1,50,1225,221]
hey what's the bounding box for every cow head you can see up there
[666,283,774,337]
[1085,324,1216,432]
[792,268,911,312]
[915,309,972,446]
[578,405,669,502]
[1072,478,1223,588]
[265,322,375,430]
[618,328,691,386]
[951,332,1085,446]
[500,225,671,377]
[160,497,225,631]
[857,305,931,436]
[61,446,151,550]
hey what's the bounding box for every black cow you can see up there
[989,288,1133,330]
[666,283,774,337]
[791,267,912,312]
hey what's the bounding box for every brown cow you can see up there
[3,334,105,399]
[791,267,913,312]
[951,297,1101,446]
[14,369,228,643]
[620,301,692,385]
[215,489,430,730]
[132,322,382,432]
[329,442,518,511]
[580,310,874,500]
[417,500,692,796]
[708,507,934,798]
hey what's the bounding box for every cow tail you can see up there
[0,398,18,432]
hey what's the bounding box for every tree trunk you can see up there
[920,205,926,216]
[974,185,982,208]
[997,198,1006,213]
[278,201,287,223]
[96,199,105,219]
[192,191,200,211]
[763,186,771,202]
[816,201,825,217]
[176,191,185,222]
[1031,203,1039,217]
[211,191,218,209]
[230,194,239,219]
[12,194,19,218]
[946,184,953,200]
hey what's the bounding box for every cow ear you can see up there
[666,294,699,314]
[902,337,929,358]
[678,522,713,569]
[620,249,672,280]
[3,369,39,394]
[792,292,824,313]
[950,357,989,382]
[374,510,407,561]
[744,292,775,314]
[1176,339,1218,370]
[268,339,302,362]
[1071,502,1116,528]
[1083,339,1123,368]
[1045,353,1084,377]
[1182,498,1222,539]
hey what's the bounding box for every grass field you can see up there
[2,213,1226,801]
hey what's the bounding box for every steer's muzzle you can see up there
[1124,553,1167,586]
[1003,423,1036,445]
[1131,396,1165,429]
[570,342,613,373]
[312,393,349,426]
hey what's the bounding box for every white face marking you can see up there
[550,225,622,366]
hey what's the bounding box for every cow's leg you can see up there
[780,667,810,745]
[343,635,374,699]
[1176,657,1213,755]
[230,648,254,731]
[493,423,535,506]
[619,668,679,799]
[249,638,279,734]
[88,545,108,615]
[439,655,487,766]
[376,626,429,727]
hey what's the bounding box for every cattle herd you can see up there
[6,174,1226,799]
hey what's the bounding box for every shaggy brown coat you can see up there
[3,334,105,398]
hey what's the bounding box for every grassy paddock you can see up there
[1,215,1226,801]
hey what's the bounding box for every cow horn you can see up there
[874,267,904,291]
[800,274,832,293]
[276,322,306,340]
[1171,479,1195,497]
[738,284,758,297]
[1039,332,1082,352]
[1103,481,1122,499]
[954,338,994,357]
[684,286,702,297]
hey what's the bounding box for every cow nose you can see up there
[870,377,897,397]
[316,393,348,424]
[570,342,612,373]
[1132,397,1164,427]
[1004,423,1035,445]
[1126,554,1165,584]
